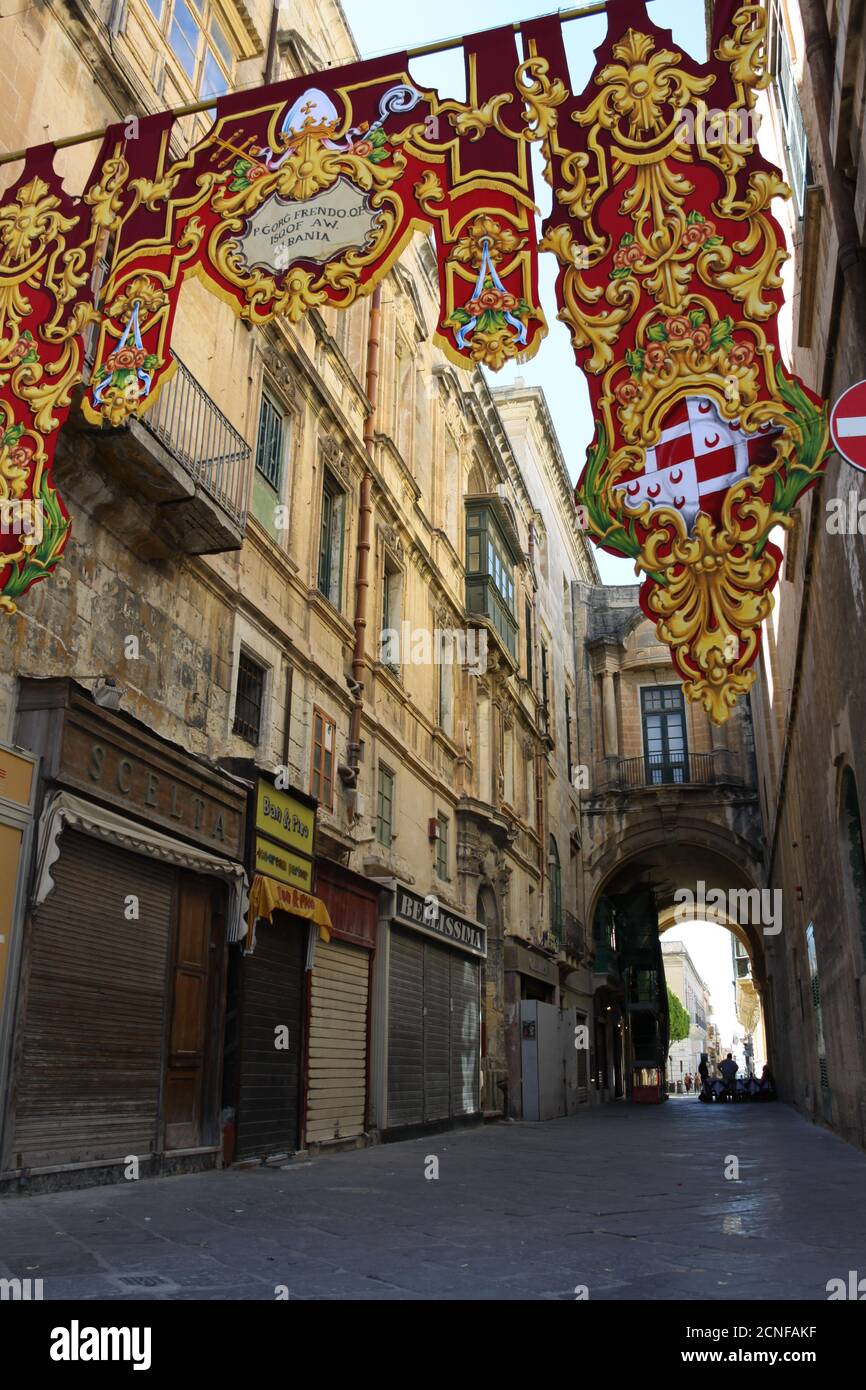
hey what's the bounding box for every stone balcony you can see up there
[595,748,749,794]
[63,350,252,559]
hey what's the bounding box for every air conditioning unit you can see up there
[428,818,441,841]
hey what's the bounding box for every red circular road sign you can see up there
[831,379,866,473]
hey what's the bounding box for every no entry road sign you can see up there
[831,380,866,473]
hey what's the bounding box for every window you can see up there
[144,0,234,98]
[524,599,533,686]
[541,643,550,722]
[565,688,574,782]
[769,0,811,215]
[380,562,402,670]
[464,503,518,658]
[641,685,689,784]
[436,813,449,880]
[311,707,336,810]
[318,475,345,608]
[549,836,562,946]
[255,391,285,491]
[233,651,266,745]
[805,923,829,1089]
[376,766,394,847]
[437,630,454,737]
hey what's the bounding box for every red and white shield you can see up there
[614,397,782,530]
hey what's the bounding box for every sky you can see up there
[340,0,711,583]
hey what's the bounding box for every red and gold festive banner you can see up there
[81,32,546,427]
[521,0,830,721]
[0,2,831,726]
[0,28,545,610]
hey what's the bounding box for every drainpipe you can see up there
[348,287,382,781]
[264,1,281,83]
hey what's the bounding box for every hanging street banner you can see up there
[0,0,831,721]
[522,0,831,721]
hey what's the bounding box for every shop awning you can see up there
[246,873,332,954]
[34,790,249,941]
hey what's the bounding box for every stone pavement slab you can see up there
[1,1101,865,1300]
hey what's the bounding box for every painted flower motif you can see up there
[692,325,712,353]
[615,379,640,406]
[666,315,691,340]
[248,163,268,181]
[644,344,669,372]
[351,139,374,158]
[452,215,525,269]
[613,243,642,270]
[467,288,518,315]
[106,345,147,372]
[729,341,755,368]
[684,218,717,246]
[9,444,33,468]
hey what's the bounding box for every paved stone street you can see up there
[2,1101,865,1301]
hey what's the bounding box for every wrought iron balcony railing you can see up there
[142,353,250,530]
[611,751,719,789]
[563,911,586,959]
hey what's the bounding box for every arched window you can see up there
[549,835,562,946]
[840,767,866,968]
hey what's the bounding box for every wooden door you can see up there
[163,875,225,1151]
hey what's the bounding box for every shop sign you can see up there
[394,885,486,959]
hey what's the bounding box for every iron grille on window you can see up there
[233,652,265,744]
[255,392,284,490]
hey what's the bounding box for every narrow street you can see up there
[4,1103,864,1302]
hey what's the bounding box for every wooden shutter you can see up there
[11,830,174,1169]
[305,938,369,1143]
[387,926,424,1127]
[235,916,306,1159]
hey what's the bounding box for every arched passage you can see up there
[588,832,771,1103]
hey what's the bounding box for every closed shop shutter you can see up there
[386,926,481,1128]
[423,940,451,1122]
[450,953,480,1116]
[235,915,306,1160]
[12,830,174,1169]
[387,926,424,1126]
[305,938,369,1143]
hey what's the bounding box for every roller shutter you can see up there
[386,926,481,1128]
[423,940,451,1122]
[235,915,306,1159]
[305,938,369,1143]
[12,830,174,1169]
[387,926,424,1126]
[450,952,480,1116]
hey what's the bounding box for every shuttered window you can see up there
[311,707,335,810]
[255,391,284,491]
[377,766,393,846]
